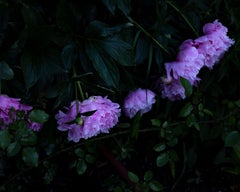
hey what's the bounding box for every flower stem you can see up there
[125,15,170,55]
[73,66,85,101]
[166,1,199,37]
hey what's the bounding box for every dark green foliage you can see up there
[1,0,240,191]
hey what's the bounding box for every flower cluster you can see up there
[55,96,121,142]
[0,94,43,131]
[160,19,235,101]
[123,88,156,119]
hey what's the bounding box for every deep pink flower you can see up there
[123,88,156,119]
[159,20,234,101]
[55,96,121,142]
[160,78,186,101]
[0,94,42,130]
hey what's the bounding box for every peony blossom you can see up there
[55,96,121,142]
[160,19,234,101]
[0,94,43,131]
[123,88,156,119]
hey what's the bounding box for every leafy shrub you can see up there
[1,0,240,191]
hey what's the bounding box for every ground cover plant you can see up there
[1,0,240,191]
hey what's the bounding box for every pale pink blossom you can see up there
[0,94,43,131]
[123,88,156,118]
[159,20,234,100]
[55,96,121,142]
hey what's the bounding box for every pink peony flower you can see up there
[159,19,234,101]
[123,88,156,119]
[55,96,121,142]
[0,94,43,131]
[160,78,186,101]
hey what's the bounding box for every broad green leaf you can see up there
[144,170,153,181]
[149,180,163,191]
[22,147,39,167]
[117,0,131,15]
[76,159,87,175]
[85,21,134,67]
[153,143,166,152]
[21,51,40,88]
[128,171,139,183]
[21,49,63,88]
[62,44,77,70]
[7,142,21,157]
[85,41,120,88]
[156,152,169,167]
[180,77,192,97]
[0,61,14,80]
[29,110,49,123]
[102,0,116,15]
[179,102,193,117]
[0,130,11,149]
[225,131,240,147]
[135,36,150,64]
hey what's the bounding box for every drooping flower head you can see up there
[159,19,234,101]
[123,88,156,119]
[0,94,43,131]
[55,96,121,142]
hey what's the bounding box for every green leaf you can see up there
[180,77,193,97]
[156,152,169,167]
[29,110,49,124]
[169,159,176,178]
[21,49,63,89]
[62,44,77,70]
[167,138,178,147]
[128,171,139,183]
[131,111,141,139]
[7,142,21,157]
[76,159,87,175]
[102,0,116,15]
[85,41,120,88]
[149,180,163,191]
[74,148,85,158]
[0,130,11,149]
[85,21,133,66]
[144,170,153,181]
[179,102,193,117]
[0,61,14,80]
[117,0,131,15]
[153,143,166,152]
[134,36,150,64]
[151,119,161,127]
[85,154,96,164]
[21,51,40,88]
[225,131,240,147]
[80,110,97,117]
[16,125,37,146]
[102,0,131,15]
[22,147,39,167]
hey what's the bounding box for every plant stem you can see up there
[125,15,170,55]
[166,1,199,37]
[73,66,85,101]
